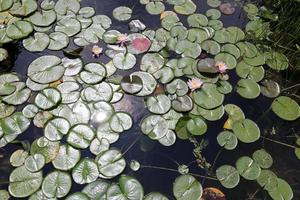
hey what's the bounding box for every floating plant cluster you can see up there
[0,0,299,199]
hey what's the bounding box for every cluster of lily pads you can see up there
[0,0,299,199]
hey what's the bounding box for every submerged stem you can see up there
[261,136,297,149]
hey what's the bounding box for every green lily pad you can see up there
[260,80,280,98]
[146,2,165,15]
[67,124,95,149]
[216,165,240,189]
[146,94,171,114]
[187,14,208,27]
[175,116,191,140]
[8,166,42,198]
[10,149,28,167]
[44,117,70,141]
[30,137,59,163]
[268,178,293,200]
[113,53,136,70]
[236,79,261,99]
[158,130,176,146]
[201,40,221,55]
[236,41,258,58]
[25,154,45,172]
[187,28,210,44]
[132,71,157,96]
[29,10,56,27]
[236,61,265,82]
[48,32,69,51]
[80,63,106,84]
[174,0,197,15]
[252,149,273,169]
[9,0,37,17]
[257,170,278,192]
[141,115,169,140]
[206,8,221,19]
[172,95,193,112]
[6,20,33,39]
[52,144,81,171]
[23,33,50,52]
[2,82,31,105]
[66,192,89,200]
[215,53,237,69]
[113,6,132,21]
[41,0,55,10]
[35,88,61,110]
[232,118,260,143]
[109,112,133,133]
[141,53,165,73]
[236,156,261,180]
[55,18,81,37]
[173,175,202,200]
[207,0,221,7]
[271,96,300,121]
[0,0,13,12]
[217,131,238,150]
[221,44,241,58]
[42,171,72,198]
[186,117,207,136]
[54,0,80,15]
[82,180,109,199]
[175,39,201,58]
[72,158,99,184]
[144,192,169,200]
[265,51,289,71]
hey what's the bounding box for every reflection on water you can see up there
[1,0,300,199]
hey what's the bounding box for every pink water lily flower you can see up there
[187,77,204,92]
[116,33,131,47]
[92,45,103,58]
[216,61,228,73]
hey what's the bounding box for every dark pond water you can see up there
[1,0,300,199]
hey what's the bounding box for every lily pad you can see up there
[144,192,169,200]
[146,2,165,15]
[113,6,132,21]
[35,88,61,110]
[141,115,169,140]
[54,0,80,15]
[9,0,37,17]
[82,180,109,199]
[113,53,136,70]
[29,10,56,27]
[260,80,280,98]
[217,131,238,150]
[271,96,300,121]
[236,79,261,99]
[187,14,208,27]
[2,82,31,105]
[67,124,95,149]
[52,144,81,171]
[232,118,260,143]
[173,175,202,200]
[72,158,99,184]
[252,149,273,169]
[265,51,289,71]
[55,18,81,37]
[236,156,261,180]
[174,0,197,15]
[23,33,50,52]
[109,112,133,133]
[0,0,13,12]
[44,117,70,141]
[268,178,293,200]
[121,75,143,94]
[127,33,151,54]
[10,149,28,167]
[146,94,171,114]
[175,40,201,58]
[186,117,207,136]
[132,71,157,96]
[42,171,72,198]
[80,63,106,84]
[6,20,33,39]
[215,53,237,69]
[48,32,69,51]
[216,165,240,189]
[25,154,45,172]
[30,137,59,163]
[141,53,165,73]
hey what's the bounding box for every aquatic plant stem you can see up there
[281,82,300,92]
[261,136,297,149]
[140,165,218,181]
[122,135,142,156]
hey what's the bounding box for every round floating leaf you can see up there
[186,117,207,136]
[52,144,81,171]
[106,175,144,200]
[146,95,171,114]
[109,112,133,133]
[217,131,238,150]
[236,61,265,82]
[215,53,237,69]
[0,190,9,200]
[55,18,81,37]
[217,80,232,94]
[44,117,70,141]
[132,71,157,96]
[197,58,218,73]
[121,75,143,94]
[236,156,261,180]
[9,0,37,16]
[175,116,191,140]
[28,55,64,84]
[23,33,50,52]
[252,149,273,169]
[175,40,201,58]
[59,102,91,126]
[141,53,164,73]
[174,0,197,15]
[29,10,56,27]
[82,180,109,199]
[187,14,208,27]
[62,57,82,76]
[54,0,80,15]
[113,53,136,70]
[271,96,300,121]
[232,118,260,143]
[268,178,293,200]
[130,160,141,171]
[41,0,55,10]
[236,79,260,99]
[9,166,42,198]
[260,80,280,98]
[96,149,126,178]
[82,82,113,103]
[113,6,132,21]
[42,171,72,198]
[192,83,224,109]
[0,103,15,119]
[236,41,258,58]
[172,95,193,112]
[80,63,106,84]
[67,124,95,149]
[25,154,45,172]
[257,170,278,191]
[66,192,89,200]
[72,158,99,184]
[91,101,115,125]
[10,149,28,167]
[146,2,165,15]
[0,0,13,12]
[221,44,241,58]
[30,137,59,163]
[35,88,61,110]
[127,33,151,54]
[144,192,169,200]
[173,175,202,200]
[6,20,33,39]
[2,82,31,105]
[266,51,289,71]
[216,165,240,189]
[48,32,69,51]
[141,115,169,140]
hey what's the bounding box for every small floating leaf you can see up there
[173,175,202,200]
[271,96,300,121]
[232,118,260,143]
[72,158,99,184]
[217,131,238,150]
[113,6,132,21]
[236,156,261,180]
[216,165,240,189]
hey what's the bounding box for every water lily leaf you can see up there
[216,80,232,94]
[147,94,171,114]
[0,73,19,95]
[29,10,56,27]
[52,144,80,171]
[144,192,168,200]
[96,149,126,178]
[61,57,82,76]
[28,55,64,84]
[23,33,50,52]
[109,112,133,133]
[0,0,13,12]
[192,83,224,109]
[30,137,59,163]
[8,166,42,198]
[33,111,53,128]
[113,53,136,70]
[92,14,112,29]
[170,25,188,40]
[201,40,221,55]
[195,105,224,121]
[67,124,95,149]
[186,117,207,136]
[103,30,120,44]
[6,20,33,39]
[0,28,13,44]
[172,95,193,112]
[80,63,106,84]
[158,130,176,146]
[42,171,72,198]
[173,175,202,200]
[35,88,61,110]
[90,101,115,126]
[97,122,119,144]
[207,0,221,7]
[268,178,293,200]
[10,149,28,167]
[236,79,261,99]
[146,2,165,15]
[84,24,105,43]
[0,190,10,200]
[2,82,31,105]
[90,138,110,155]
[236,61,265,82]
[187,28,209,44]
[55,18,81,37]
[66,192,89,200]
[141,115,169,140]
[197,58,218,73]
[54,0,80,15]
[82,82,113,102]
[175,40,201,58]
[0,103,15,119]
[187,14,208,27]
[121,75,143,94]
[163,109,183,130]
[41,0,55,10]
[257,170,278,192]
[29,189,56,200]
[244,53,266,66]
[130,160,141,171]
[215,53,237,69]
[72,158,99,184]
[132,71,157,96]
[271,96,300,121]
[48,32,69,51]
[236,41,258,58]
[79,6,95,18]
[25,154,45,172]
[221,44,240,58]
[216,165,239,188]
[174,0,197,15]
[175,116,191,140]
[44,117,70,141]
[58,102,91,126]
[217,131,238,150]
[161,14,180,31]
[252,149,273,169]
[82,180,110,199]
[260,80,280,98]
[9,0,37,17]
[113,6,132,21]
[153,67,175,84]
[106,175,144,200]
[265,51,289,71]
[236,156,261,180]
[226,27,245,44]
[127,33,151,54]
[232,118,260,143]
[141,53,164,73]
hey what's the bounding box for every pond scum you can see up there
[0,0,299,199]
